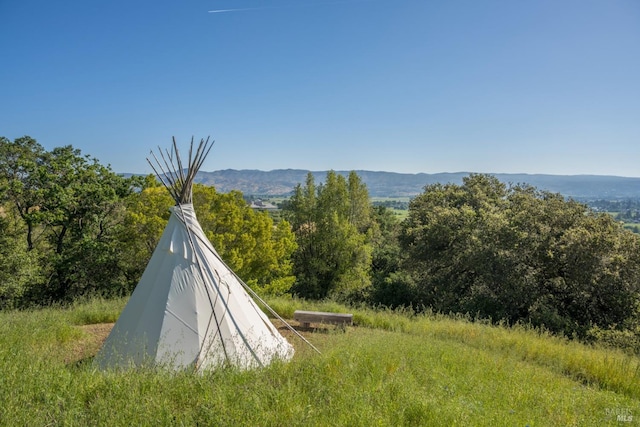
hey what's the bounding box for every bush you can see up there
[399,174,640,337]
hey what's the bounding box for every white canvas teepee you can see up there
[95,138,295,371]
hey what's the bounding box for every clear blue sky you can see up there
[1,0,639,176]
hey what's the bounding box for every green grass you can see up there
[0,298,638,426]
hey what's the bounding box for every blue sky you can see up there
[1,0,639,176]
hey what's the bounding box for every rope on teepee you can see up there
[189,229,322,355]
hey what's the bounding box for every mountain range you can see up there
[191,169,640,200]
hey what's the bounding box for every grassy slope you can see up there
[0,298,638,426]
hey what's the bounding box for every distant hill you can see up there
[192,169,640,200]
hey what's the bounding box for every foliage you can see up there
[0,135,47,251]
[1,135,297,305]
[399,174,640,337]
[194,184,297,292]
[588,324,640,356]
[117,183,174,286]
[368,206,409,306]
[122,183,297,294]
[0,207,42,309]
[4,134,639,349]
[0,136,140,304]
[282,171,373,299]
[39,146,137,301]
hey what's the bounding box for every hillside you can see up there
[0,298,638,425]
[193,169,640,199]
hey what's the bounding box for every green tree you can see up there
[116,179,174,290]
[368,206,411,307]
[0,205,42,309]
[503,185,640,334]
[122,183,173,252]
[1,136,139,303]
[400,174,640,336]
[0,136,47,251]
[194,185,296,293]
[399,174,510,314]
[283,171,373,299]
[37,146,137,301]
[122,183,297,295]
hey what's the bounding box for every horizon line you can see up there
[118,169,640,179]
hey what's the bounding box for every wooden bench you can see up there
[293,310,353,328]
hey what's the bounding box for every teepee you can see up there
[95,138,296,371]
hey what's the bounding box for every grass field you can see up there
[0,297,638,426]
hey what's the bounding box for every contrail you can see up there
[208,8,267,13]
[209,0,376,14]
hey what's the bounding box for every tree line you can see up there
[1,136,639,346]
[0,136,296,307]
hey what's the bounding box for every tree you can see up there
[118,182,175,286]
[1,136,139,303]
[0,136,47,251]
[122,183,297,295]
[37,146,137,301]
[283,171,373,299]
[399,174,510,314]
[0,205,42,309]
[368,206,411,307]
[194,184,297,293]
[400,174,640,336]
